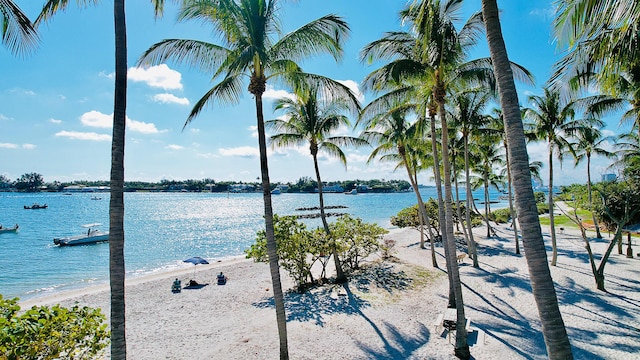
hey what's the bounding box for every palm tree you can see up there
[267,83,364,282]
[137,2,350,358]
[37,1,168,358]
[523,88,578,266]
[553,1,640,137]
[1,0,38,56]
[570,124,614,238]
[471,134,505,237]
[482,0,573,358]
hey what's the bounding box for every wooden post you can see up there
[626,232,633,258]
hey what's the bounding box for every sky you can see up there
[0,1,626,186]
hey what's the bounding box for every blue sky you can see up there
[0,1,623,186]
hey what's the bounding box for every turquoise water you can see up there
[0,189,506,301]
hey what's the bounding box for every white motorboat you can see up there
[0,224,19,234]
[53,223,109,246]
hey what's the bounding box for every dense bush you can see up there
[246,214,387,292]
[489,208,512,224]
[331,215,387,272]
[0,295,109,359]
[534,191,546,204]
[391,199,482,231]
[537,203,549,214]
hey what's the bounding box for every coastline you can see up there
[17,222,640,359]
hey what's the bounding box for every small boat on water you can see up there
[24,203,48,209]
[271,188,281,195]
[345,189,358,195]
[90,196,102,200]
[0,224,19,234]
[53,223,109,246]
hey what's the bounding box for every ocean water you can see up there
[0,189,507,301]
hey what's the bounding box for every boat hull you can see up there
[54,232,109,246]
[0,226,19,234]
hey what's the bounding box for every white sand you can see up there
[20,222,640,359]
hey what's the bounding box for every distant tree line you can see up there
[0,173,411,193]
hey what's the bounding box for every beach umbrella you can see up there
[183,256,209,280]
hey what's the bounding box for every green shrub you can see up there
[534,191,546,204]
[331,215,387,272]
[0,295,109,359]
[489,208,512,224]
[537,203,549,214]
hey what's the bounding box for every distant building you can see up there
[319,184,344,193]
[601,173,616,182]
[228,184,255,193]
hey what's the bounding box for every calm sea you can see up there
[0,188,506,301]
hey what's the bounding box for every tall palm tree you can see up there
[137,2,350,358]
[570,124,614,238]
[37,1,167,358]
[553,1,640,137]
[523,88,578,266]
[471,134,505,237]
[482,1,573,358]
[267,83,364,282]
[1,0,38,56]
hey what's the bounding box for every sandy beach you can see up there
[20,221,640,359]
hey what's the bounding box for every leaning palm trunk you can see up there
[429,112,454,301]
[313,151,346,282]
[463,134,478,267]
[506,155,520,254]
[400,145,438,268]
[453,159,470,247]
[252,80,289,360]
[548,146,558,266]
[109,2,127,358]
[437,97,469,358]
[482,1,572,358]
[483,172,492,237]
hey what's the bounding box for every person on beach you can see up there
[172,278,182,293]
[217,272,227,285]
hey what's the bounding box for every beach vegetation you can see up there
[489,208,511,224]
[533,191,547,204]
[247,214,386,292]
[268,81,365,283]
[13,172,44,193]
[391,201,481,233]
[0,295,109,359]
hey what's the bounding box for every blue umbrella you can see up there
[183,256,209,280]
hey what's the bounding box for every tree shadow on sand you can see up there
[252,262,434,357]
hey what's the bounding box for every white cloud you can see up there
[128,64,183,90]
[55,131,112,141]
[337,79,365,103]
[80,110,112,128]
[0,143,18,149]
[152,93,190,105]
[10,88,35,96]
[263,86,295,101]
[248,125,258,138]
[166,144,184,150]
[0,114,9,121]
[22,144,36,149]
[128,119,162,134]
[49,118,62,124]
[79,110,163,134]
[529,7,556,21]
[219,146,259,158]
[196,152,218,159]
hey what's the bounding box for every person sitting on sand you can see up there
[188,279,199,287]
[217,272,227,285]
[171,278,181,293]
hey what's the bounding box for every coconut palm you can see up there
[482,1,573,358]
[471,134,505,237]
[136,2,350,357]
[1,0,38,56]
[570,124,614,238]
[37,1,168,358]
[523,88,579,267]
[267,83,365,282]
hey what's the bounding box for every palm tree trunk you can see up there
[110,2,127,359]
[482,1,572,358]
[254,90,289,360]
[453,161,470,247]
[506,150,520,254]
[437,98,469,358]
[313,152,346,282]
[464,134,478,267]
[400,145,438,268]
[484,172,492,237]
[548,146,558,266]
[587,155,602,238]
